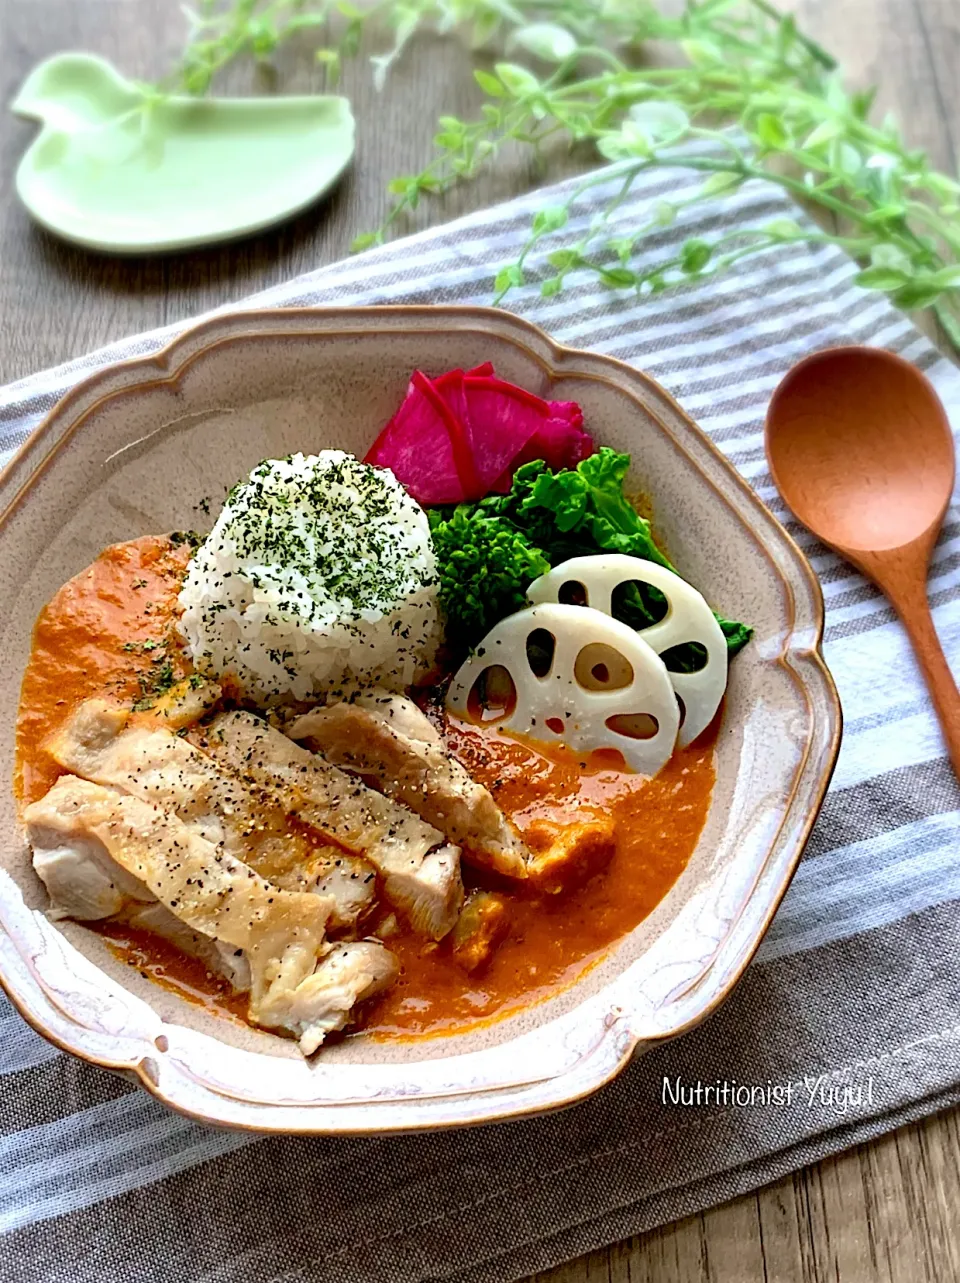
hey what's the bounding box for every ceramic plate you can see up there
[0,307,840,1133]
[12,54,355,253]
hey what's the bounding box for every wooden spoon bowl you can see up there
[766,345,959,774]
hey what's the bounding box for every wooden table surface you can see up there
[1,2,959,1280]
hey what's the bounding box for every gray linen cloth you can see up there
[0,164,958,1283]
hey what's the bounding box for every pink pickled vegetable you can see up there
[365,363,594,504]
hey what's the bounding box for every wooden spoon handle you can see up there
[888,580,960,778]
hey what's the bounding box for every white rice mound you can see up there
[178,451,442,702]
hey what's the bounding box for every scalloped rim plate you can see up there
[0,307,841,1134]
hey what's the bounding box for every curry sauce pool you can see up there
[15,380,745,1054]
[360,720,716,1038]
[16,532,715,1041]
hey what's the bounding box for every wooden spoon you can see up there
[765,345,959,775]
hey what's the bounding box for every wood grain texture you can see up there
[0,1,958,1281]
[766,347,960,777]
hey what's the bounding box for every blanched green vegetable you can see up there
[429,448,752,663]
[428,505,549,649]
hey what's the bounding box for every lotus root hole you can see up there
[661,641,708,673]
[467,665,517,722]
[575,643,633,691]
[526,628,556,677]
[605,712,660,740]
[558,579,587,606]
[611,579,668,627]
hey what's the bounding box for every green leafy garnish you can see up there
[716,616,754,654]
[130,650,180,712]
[158,0,960,350]
[429,504,550,648]
[430,448,753,663]
[169,530,202,549]
[522,451,672,568]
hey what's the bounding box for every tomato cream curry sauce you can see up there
[16,535,716,1042]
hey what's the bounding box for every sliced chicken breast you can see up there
[24,775,395,1051]
[290,695,530,879]
[146,676,223,729]
[119,901,253,992]
[29,817,154,922]
[46,698,375,932]
[27,780,249,988]
[272,942,398,1055]
[204,711,463,940]
[293,694,618,891]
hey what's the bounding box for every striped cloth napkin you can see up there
[1,164,959,1283]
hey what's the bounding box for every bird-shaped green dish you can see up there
[11,53,356,254]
